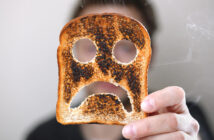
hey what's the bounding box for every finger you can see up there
[141,86,188,113]
[136,131,192,140]
[122,113,199,139]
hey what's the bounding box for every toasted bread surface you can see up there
[57,13,151,125]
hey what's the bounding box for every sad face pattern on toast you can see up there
[58,13,151,123]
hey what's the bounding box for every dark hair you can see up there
[71,0,157,38]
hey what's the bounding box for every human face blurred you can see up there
[74,4,143,102]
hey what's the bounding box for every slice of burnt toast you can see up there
[56,13,151,125]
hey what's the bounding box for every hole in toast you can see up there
[72,38,97,63]
[70,81,132,112]
[113,39,137,64]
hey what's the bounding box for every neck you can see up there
[80,124,123,140]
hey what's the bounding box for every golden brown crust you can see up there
[56,13,151,125]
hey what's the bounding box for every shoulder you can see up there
[26,116,83,140]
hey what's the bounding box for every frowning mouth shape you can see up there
[70,81,132,112]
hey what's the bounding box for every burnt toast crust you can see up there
[57,13,151,125]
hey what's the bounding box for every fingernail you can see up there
[141,98,155,111]
[122,125,136,138]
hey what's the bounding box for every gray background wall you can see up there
[0,0,213,140]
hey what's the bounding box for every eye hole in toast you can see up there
[113,39,137,63]
[72,38,97,63]
[70,81,132,112]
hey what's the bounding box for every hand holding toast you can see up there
[122,86,200,140]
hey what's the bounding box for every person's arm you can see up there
[122,86,199,140]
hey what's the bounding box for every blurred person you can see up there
[26,0,213,140]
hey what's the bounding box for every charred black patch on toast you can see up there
[83,14,116,75]
[81,94,125,119]
[96,55,112,74]
[93,26,114,75]
[126,65,141,112]
[70,60,81,82]
[111,62,124,82]
[71,60,94,82]
[94,26,112,75]
[62,48,94,103]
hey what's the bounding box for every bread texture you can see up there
[56,13,151,125]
